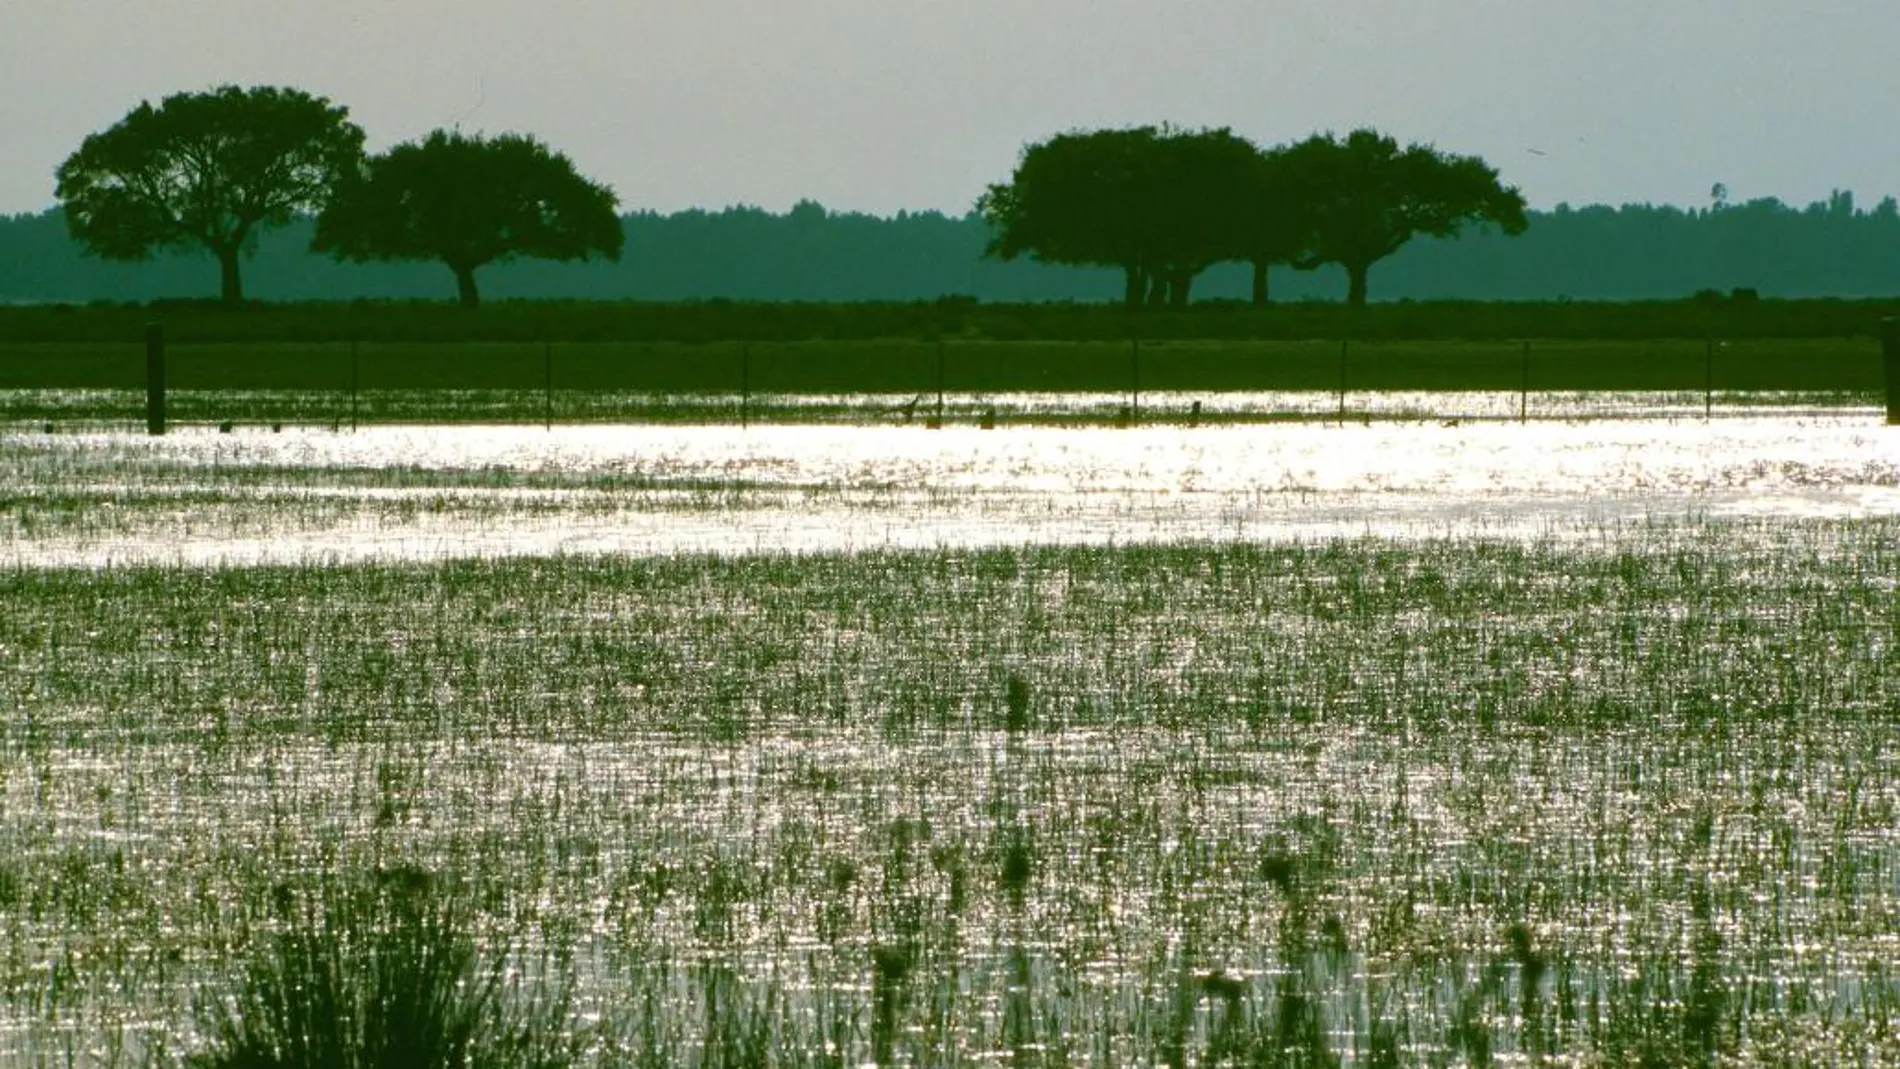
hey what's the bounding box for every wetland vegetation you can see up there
[3,292,1896,1063]
[10,56,1900,1069]
[4,519,1900,1065]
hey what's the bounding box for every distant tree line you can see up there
[6,195,1900,306]
[16,84,1900,308]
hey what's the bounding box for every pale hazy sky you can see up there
[5,1,1898,218]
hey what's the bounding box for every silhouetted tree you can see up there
[1242,145,1314,307]
[1283,129,1528,307]
[979,126,1267,310]
[979,127,1162,309]
[1144,128,1266,308]
[55,85,365,304]
[315,131,622,308]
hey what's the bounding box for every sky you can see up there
[5,0,1900,219]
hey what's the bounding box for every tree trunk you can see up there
[453,264,481,309]
[1251,260,1270,307]
[1123,264,1144,311]
[1145,271,1168,308]
[217,248,244,305]
[1169,269,1192,310]
[1346,262,1370,309]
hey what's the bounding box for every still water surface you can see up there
[5,395,1898,565]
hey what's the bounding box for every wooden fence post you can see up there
[145,323,166,435]
[1130,336,1141,424]
[350,340,360,432]
[1884,318,1899,425]
[1519,340,1530,424]
[1337,339,1348,421]
[1704,337,1714,420]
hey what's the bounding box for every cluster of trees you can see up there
[34,86,1898,309]
[978,126,1528,309]
[55,85,623,307]
[11,195,1900,307]
[53,86,1524,311]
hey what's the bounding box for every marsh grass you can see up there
[188,867,581,1069]
[9,385,1879,431]
[3,527,1900,1064]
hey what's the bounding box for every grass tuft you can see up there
[187,867,580,1069]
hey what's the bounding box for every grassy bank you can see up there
[4,528,1899,1064]
[1,294,1896,345]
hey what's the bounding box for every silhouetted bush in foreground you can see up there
[190,868,581,1069]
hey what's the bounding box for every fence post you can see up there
[1885,318,1899,425]
[741,343,750,429]
[1519,340,1530,424]
[350,340,360,432]
[543,341,553,430]
[1704,337,1714,420]
[144,323,166,435]
[935,339,945,427]
[1130,336,1141,424]
[1337,339,1348,421]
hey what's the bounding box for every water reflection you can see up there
[4,396,1897,566]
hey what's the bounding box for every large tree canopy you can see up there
[55,85,365,304]
[977,126,1264,310]
[314,130,623,308]
[1141,128,1266,308]
[1284,129,1528,307]
[977,127,1159,309]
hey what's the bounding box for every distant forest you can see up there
[4,192,1898,305]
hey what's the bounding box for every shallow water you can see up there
[6,401,1900,1063]
[4,395,1898,565]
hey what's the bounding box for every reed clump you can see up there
[188,867,582,1069]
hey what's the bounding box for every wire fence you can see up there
[0,336,1891,430]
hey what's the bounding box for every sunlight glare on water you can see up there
[4,401,1898,565]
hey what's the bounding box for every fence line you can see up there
[0,334,1891,431]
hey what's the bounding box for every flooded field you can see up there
[3,394,1897,566]
[3,399,1900,1066]
[0,383,1882,430]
